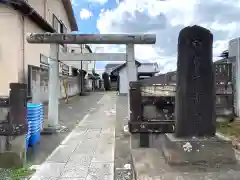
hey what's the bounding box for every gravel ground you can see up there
[114,95,134,180]
[0,169,11,180]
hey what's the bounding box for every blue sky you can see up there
[71,0,120,70]
[70,0,240,73]
[72,0,117,34]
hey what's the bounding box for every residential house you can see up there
[140,71,176,86]
[138,62,159,79]
[67,44,93,94]
[84,45,97,91]
[105,63,121,75]
[104,63,121,89]
[111,61,141,95]
[0,0,88,101]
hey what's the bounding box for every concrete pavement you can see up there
[27,92,104,165]
[30,92,116,180]
[114,96,133,180]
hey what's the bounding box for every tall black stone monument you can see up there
[162,25,236,165]
[175,25,216,137]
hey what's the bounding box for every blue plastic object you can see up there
[27,103,44,147]
[29,131,41,146]
[26,138,29,151]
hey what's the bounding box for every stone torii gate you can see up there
[27,33,156,132]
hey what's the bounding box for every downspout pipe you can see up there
[20,15,25,83]
[80,44,83,95]
[44,0,47,19]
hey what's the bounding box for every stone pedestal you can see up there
[162,133,236,165]
[0,135,26,168]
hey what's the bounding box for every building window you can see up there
[40,54,49,70]
[60,21,67,33]
[52,14,68,33]
[53,14,68,52]
[52,14,61,33]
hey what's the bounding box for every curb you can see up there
[216,132,240,150]
[216,132,240,160]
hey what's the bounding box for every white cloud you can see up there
[80,8,93,20]
[71,0,79,6]
[96,0,240,72]
[88,0,108,5]
[72,0,108,5]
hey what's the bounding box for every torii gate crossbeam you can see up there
[27,33,156,44]
[27,33,156,132]
[59,52,127,61]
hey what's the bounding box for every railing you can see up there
[0,83,30,136]
[128,62,234,135]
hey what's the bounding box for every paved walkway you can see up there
[27,92,104,165]
[30,92,117,180]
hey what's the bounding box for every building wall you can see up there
[27,0,71,30]
[229,38,240,117]
[67,45,89,71]
[87,61,95,74]
[0,2,79,100]
[119,68,128,94]
[0,5,22,95]
[138,64,157,73]
[37,72,78,102]
[24,18,50,70]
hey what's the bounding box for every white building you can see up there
[0,0,90,101]
[111,61,141,95]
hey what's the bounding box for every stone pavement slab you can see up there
[30,92,116,180]
[27,92,104,165]
[114,96,133,180]
[132,148,240,180]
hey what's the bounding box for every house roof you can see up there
[111,61,141,74]
[105,63,121,70]
[2,0,78,32]
[61,0,78,31]
[141,62,158,66]
[214,56,236,64]
[85,45,92,53]
[140,74,167,85]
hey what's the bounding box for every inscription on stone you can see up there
[175,25,216,137]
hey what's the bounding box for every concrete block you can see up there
[0,135,26,168]
[162,133,237,165]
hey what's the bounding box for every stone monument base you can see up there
[0,135,26,168]
[162,133,237,165]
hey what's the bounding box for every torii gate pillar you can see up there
[127,44,138,118]
[27,33,156,132]
[48,44,60,129]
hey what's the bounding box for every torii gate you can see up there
[27,33,156,132]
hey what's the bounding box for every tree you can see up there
[219,50,229,58]
[102,72,110,91]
